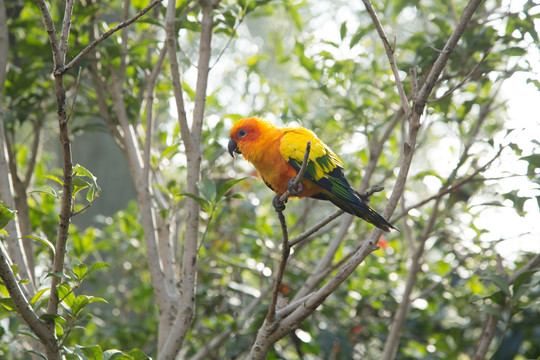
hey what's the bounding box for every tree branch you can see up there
[392,146,503,222]
[382,196,444,360]
[159,1,219,359]
[62,0,163,74]
[0,246,57,352]
[362,0,410,117]
[428,48,491,103]
[59,0,75,63]
[265,141,311,324]
[413,0,484,116]
[165,0,195,155]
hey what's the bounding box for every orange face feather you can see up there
[228,118,315,195]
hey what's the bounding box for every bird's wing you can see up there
[280,127,360,204]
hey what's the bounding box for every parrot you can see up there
[228,117,395,232]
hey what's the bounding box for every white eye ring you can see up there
[238,129,247,138]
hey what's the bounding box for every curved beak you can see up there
[228,138,241,158]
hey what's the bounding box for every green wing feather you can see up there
[280,127,395,232]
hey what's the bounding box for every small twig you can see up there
[265,211,290,323]
[392,145,503,222]
[65,67,82,123]
[266,142,312,323]
[361,0,411,117]
[71,202,92,217]
[428,49,490,103]
[288,210,343,247]
[427,44,446,53]
[62,0,163,75]
[210,2,248,69]
[356,184,384,203]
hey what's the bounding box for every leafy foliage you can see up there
[1,0,539,359]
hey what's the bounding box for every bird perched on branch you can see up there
[228,117,395,232]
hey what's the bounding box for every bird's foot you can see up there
[273,194,286,212]
[357,185,384,203]
[287,178,303,196]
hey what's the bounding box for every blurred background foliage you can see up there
[1,0,539,358]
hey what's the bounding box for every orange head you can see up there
[228,118,278,159]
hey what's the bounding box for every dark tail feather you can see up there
[324,193,396,232]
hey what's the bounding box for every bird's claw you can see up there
[287,178,303,196]
[272,194,286,212]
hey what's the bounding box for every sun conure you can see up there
[228,117,395,232]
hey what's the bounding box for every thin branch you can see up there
[413,0,484,116]
[34,0,62,68]
[428,48,491,103]
[508,254,540,283]
[118,0,131,83]
[265,211,290,323]
[288,210,343,247]
[190,0,221,145]
[23,116,44,188]
[267,141,311,323]
[361,0,410,117]
[392,146,503,222]
[65,67,82,123]
[59,0,76,62]
[382,196,444,360]
[62,0,163,74]
[210,1,247,69]
[0,247,56,350]
[70,202,92,217]
[165,0,195,154]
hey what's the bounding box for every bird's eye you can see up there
[238,129,247,138]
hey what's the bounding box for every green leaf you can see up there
[198,178,217,203]
[478,304,505,321]
[0,203,16,230]
[216,177,249,203]
[40,313,62,322]
[0,298,16,311]
[340,22,347,41]
[44,174,63,186]
[73,177,90,197]
[79,345,104,360]
[58,282,75,307]
[31,288,50,306]
[24,235,55,255]
[161,142,181,159]
[10,264,18,276]
[26,350,47,360]
[73,164,101,202]
[103,350,132,360]
[89,262,111,274]
[512,269,539,300]
[520,154,540,177]
[127,349,152,360]
[181,193,211,213]
[485,274,511,297]
[501,190,529,216]
[73,263,88,281]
